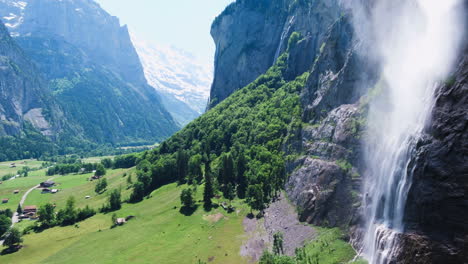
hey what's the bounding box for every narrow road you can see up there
[1,177,56,246]
[10,183,40,226]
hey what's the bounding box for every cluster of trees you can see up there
[1,173,14,181]
[46,162,104,176]
[1,166,40,180]
[43,153,138,177]
[36,197,96,229]
[0,123,57,162]
[0,209,12,238]
[100,189,122,212]
[0,121,149,163]
[95,178,108,194]
[127,51,307,214]
[0,209,23,250]
[106,154,138,169]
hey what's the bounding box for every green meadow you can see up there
[0,159,49,211]
[0,183,249,264]
[0,159,43,177]
[23,168,133,210]
[0,159,359,264]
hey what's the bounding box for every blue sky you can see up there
[95,0,233,64]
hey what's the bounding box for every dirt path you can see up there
[240,193,317,262]
[0,177,57,246]
[10,183,39,226]
[11,176,56,226]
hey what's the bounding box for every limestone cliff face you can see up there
[0,22,64,137]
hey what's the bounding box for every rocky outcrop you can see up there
[0,22,64,137]
[399,47,468,263]
[286,103,364,228]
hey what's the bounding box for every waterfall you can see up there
[273,15,295,63]
[356,0,465,263]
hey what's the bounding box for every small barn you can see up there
[51,189,58,194]
[40,180,55,188]
[2,198,8,204]
[115,218,126,225]
[23,205,37,215]
[13,190,19,194]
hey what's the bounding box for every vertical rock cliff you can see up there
[210,0,467,262]
[397,46,468,264]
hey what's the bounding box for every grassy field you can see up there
[302,227,359,264]
[0,159,49,211]
[0,159,360,264]
[0,183,249,264]
[81,156,115,164]
[0,159,44,178]
[23,168,133,211]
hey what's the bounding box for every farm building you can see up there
[51,189,58,194]
[2,198,8,203]
[40,180,55,188]
[23,205,37,214]
[116,218,126,225]
[13,190,19,194]
[42,188,51,193]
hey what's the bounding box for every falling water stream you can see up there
[359,0,465,263]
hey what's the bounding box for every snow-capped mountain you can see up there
[131,34,213,116]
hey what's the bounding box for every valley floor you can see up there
[0,159,360,264]
[0,183,248,264]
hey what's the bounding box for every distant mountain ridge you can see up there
[131,34,213,125]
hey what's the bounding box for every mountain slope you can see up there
[0,21,70,160]
[131,34,212,125]
[0,0,179,146]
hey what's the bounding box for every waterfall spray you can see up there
[350,0,466,263]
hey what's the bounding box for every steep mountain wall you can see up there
[0,22,64,137]
[210,0,467,262]
[0,0,179,145]
[396,46,468,264]
[5,0,146,85]
[211,0,374,229]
